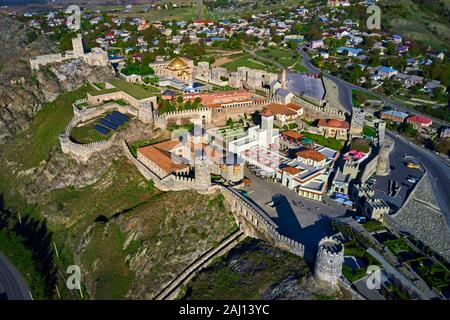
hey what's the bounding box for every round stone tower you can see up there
[314,236,344,286]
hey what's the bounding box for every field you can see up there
[352,89,380,108]
[350,138,371,153]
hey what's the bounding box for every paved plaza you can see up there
[243,167,349,260]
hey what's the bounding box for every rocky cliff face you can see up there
[0,14,113,143]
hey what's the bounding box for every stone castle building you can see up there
[30,34,108,71]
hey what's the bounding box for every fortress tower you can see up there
[376,139,394,176]
[314,236,344,286]
[194,158,211,190]
[137,97,157,124]
[72,34,84,58]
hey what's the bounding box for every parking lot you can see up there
[242,167,349,259]
[371,154,424,212]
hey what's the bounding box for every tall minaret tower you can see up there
[197,0,203,20]
[260,109,274,147]
[281,69,287,89]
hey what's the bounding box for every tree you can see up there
[369,50,381,66]
[287,41,298,50]
[386,42,396,56]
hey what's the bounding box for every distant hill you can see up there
[380,0,450,52]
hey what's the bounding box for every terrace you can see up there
[108,78,159,100]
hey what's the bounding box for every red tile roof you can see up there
[407,115,432,124]
[281,166,301,175]
[281,130,304,140]
[318,119,350,129]
[138,140,188,175]
[296,149,326,162]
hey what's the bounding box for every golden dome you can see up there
[168,57,187,69]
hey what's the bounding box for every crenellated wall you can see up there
[60,133,115,162]
[221,186,305,257]
[292,95,346,121]
[153,108,212,130]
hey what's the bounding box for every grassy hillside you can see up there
[381,0,450,52]
[182,238,340,300]
[0,85,238,299]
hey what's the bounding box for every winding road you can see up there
[299,47,448,126]
[0,252,31,300]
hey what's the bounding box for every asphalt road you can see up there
[386,131,450,219]
[0,252,31,300]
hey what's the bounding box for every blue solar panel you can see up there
[109,113,126,123]
[105,115,124,126]
[99,118,118,130]
[109,113,127,123]
[112,111,129,121]
[95,124,110,135]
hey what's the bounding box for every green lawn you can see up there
[384,238,415,255]
[342,264,367,283]
[109,78,159,100]
[411,258,450,291]
[70,122,114,144]
[257,47,308,72]
[362,220,385,232]
[221,54,279,73]
[301,132,344,151]
[363,125,377,138]
[89,87,119,96]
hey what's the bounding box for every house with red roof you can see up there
[407,115,433,129]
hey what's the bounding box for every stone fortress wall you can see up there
[292,95,346,121]
[30,34,108,71]
[221,186,305,257]
[153,108,212,130]
[60,100,143,162]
